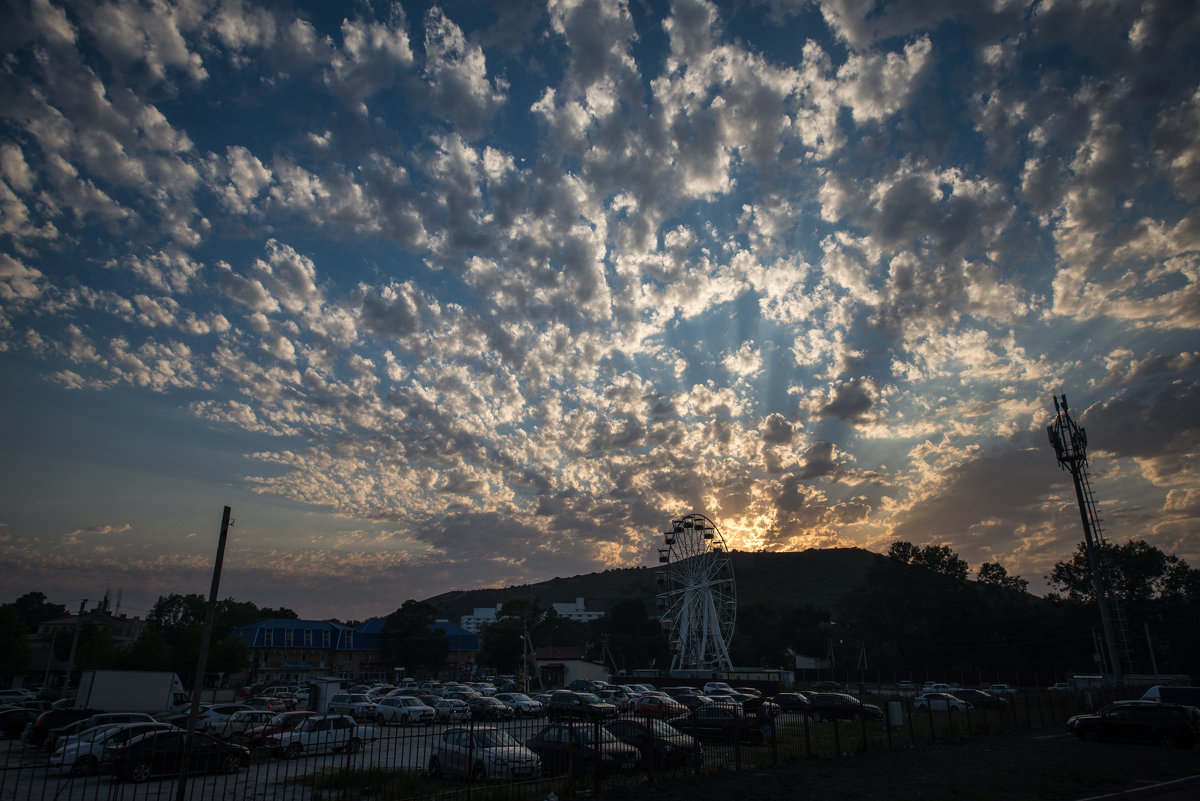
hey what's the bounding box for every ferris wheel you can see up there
[655,513,736,673]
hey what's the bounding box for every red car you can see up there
[236,711,316,748]
[634,695,689,719]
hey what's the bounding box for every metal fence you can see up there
[0,688,1115,801]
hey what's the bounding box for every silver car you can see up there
[50,721,176,777]
[429,726,542,781]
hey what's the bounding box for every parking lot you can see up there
[0,688,1122,801]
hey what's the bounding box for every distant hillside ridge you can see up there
[422,547,885,622]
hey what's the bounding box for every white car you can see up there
[195,703,256,732]
[429,726,542,781]
[989,684,1018,695]
[494,692,543,717]
[268,715,371,758]
[375,696,435,726]
[0,689,37,703]
[50,721,176,777]
[914,692,969,712]
[703,681,733,694]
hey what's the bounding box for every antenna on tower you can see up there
[1047,394,1134,680]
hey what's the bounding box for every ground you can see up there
[600,727,1200,801]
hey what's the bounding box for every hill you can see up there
[422,547,884,623]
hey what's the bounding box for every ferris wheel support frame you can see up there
[655,512,736,674]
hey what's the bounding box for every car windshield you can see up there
[575,727,619,744]
[475,730,521,748]
[648,720,681,737]
[509,693,531,701]
[81,724,122,743]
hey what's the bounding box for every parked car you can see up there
[1047,682,1072,692]
[328,693,377,720]
[429,726,542,781]
[468,695,515,721]
[494,692,544,717]
[105,729,248,782]
[702,681,733,694]
[633,694,690,719]
[23,708,99,748]
[546,691,618,721]
[268,714,366,758]
[807,693,884,722]
[376,695,436,726]
[605,717,703,769]
[0,706,39,739]
[674,694,715,712]
[237,710,317,749]
[952,689,1008,709]
[50,721,175,777]
[670,705,763,744]
[195,704,256,732]
[215,710,275,740]
[526,722,641,777]
[0,689,37,703]
[566,679,610,693]
[433,699,472,723]
[242,696,283,712]
[1068,701,1200,749]
[49,712,157,752]
[771,693,812,713]
[988,684,1017,695]
[596,689,633,712]
[914,692,969,713]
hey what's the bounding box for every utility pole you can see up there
[175,506,232,801]
[64,599,87,692]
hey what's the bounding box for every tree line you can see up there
[5,537,1196,686]
[468,539,1200,678]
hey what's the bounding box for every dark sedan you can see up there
[1068,701,1200,748]
[605,717,703,768]
[105,730,249,782]
[526,722,640,778]
[467,696,514,721]
[771,693,812,713]
[952,689,1008,709]
[807,693,884,722]
[0,707,39,739]
[670,705,763,744]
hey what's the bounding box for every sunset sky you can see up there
[2,0,1198,622]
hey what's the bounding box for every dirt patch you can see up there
[599,728,1200,801]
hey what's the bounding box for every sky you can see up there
[1,0,1198,624]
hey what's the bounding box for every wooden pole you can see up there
[175,506,232,801]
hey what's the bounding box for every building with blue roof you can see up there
[233,618,479,685]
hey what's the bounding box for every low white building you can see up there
[460,597,605,633]
[460,604,505,634]
[551,598,604,624]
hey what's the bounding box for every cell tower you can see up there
[1046,394,1134,680]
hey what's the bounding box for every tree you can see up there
[10,592,68,632]
[586,600,667,672]
[1047,539,1192,607]
[0,606,32,678]
[888,541,970,580]
[380,600,449,675]
[477,616,526,673]
[977,562,1030,593]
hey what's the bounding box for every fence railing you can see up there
[0,688,1120,801]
